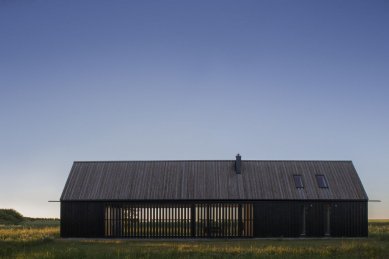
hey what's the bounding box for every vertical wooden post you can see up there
[301,205,306,236]
[324,205,331,236]
[238,204,242,237]
[207,204,211,238]
[191,204,196,237]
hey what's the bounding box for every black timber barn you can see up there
[60,156,368,238]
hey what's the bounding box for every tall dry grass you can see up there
[0,226,59,242]
[0,220,388,258]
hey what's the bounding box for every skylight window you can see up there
[316,175,329,188]
[293,175,304,188]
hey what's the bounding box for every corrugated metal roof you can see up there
[60,160,368,201]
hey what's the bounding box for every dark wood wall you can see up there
[61,202,104,237]
[61,200,367,238]
[330,201,368,237]
[253,201,367,237]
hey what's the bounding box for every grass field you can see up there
[1,218,388,258]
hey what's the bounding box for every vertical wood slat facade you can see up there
[61,200,367,238]
[60,159,368,238]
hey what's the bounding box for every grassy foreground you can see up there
[0,220,388,258]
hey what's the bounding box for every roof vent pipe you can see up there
[235,154,241,174]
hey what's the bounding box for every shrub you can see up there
[0,209,24,225]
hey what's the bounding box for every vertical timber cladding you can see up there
[330,201,368,237]
[253,201,301,237]
[60,200,367,238]
[103,201,254,238]
[60,202,104,238]
[253,201,368,237]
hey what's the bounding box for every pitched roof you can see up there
[60,160,368,201]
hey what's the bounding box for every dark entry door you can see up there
[305,203,329,237]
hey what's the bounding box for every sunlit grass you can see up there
[0,226,59,242]
[367,219,389,241]
[0,220,388,258]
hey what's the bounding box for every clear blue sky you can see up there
[0,0,388,218]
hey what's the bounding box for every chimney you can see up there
[235,153,241,174]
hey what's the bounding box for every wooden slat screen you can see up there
[104,202,253,238]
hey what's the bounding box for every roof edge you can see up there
[73,160,354,163]
[60,198,369,202]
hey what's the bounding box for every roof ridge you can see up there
[73,160,353,163]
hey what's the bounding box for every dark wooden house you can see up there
[60,155,368,238]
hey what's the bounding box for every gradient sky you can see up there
[0,0,388,218]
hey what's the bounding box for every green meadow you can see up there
[1,210,388,258]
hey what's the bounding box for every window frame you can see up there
[293,175,304,189]
[315,174,329,188]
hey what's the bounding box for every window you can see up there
[293,175,304,188]
[316,175,329,188]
